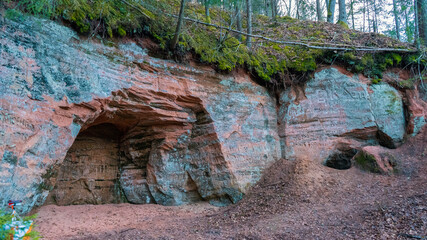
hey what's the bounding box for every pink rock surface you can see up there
[0,17,280,212]
[353,146,396,174]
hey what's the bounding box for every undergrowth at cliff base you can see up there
[0,209,40,239]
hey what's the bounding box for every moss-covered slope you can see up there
[2,0,424,84]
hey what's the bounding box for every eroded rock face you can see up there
[278,67,424,164]
[278,68,378,161]
[369,83,405,148]
[353,146,397,174]
[1,14,425,214]
[0,16,280,212]
[46,124,123,205]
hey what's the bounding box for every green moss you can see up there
[4,8,25,21]
[13,0,147,37]
[371,78,381,84]
[277,16,297,23]
[337,20,349,29]
[288,25,303,32]
[8,0,419,84]
[354,152,381,173]
[384,90,400,114]
[117,26,126,37]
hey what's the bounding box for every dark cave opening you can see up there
[323,149,357,170]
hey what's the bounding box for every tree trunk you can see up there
[338,0,347,24]
[205,0,210,21]
[392,0,401,40]
[373,0,378,33]
[288,0,292,16]
[363,0,366,31]
[236,3,243,41]
[317,0,323,21]
[271,0,277,18]
[417,0,427,45]
[264,0,269,16]
[327,0,336,23]
[350,0,355,29]
[367,0,371,32]
[171,0,187,50]
[405,7,412,42]
[246,0,253,49]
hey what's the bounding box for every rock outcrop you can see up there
[0,14,426,214]
[0,16,281,213]
[353,146,397,174]
[278,67,426,166]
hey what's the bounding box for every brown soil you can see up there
[34,129,427,240]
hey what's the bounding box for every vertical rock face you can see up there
[278,68,378,161]
[278,67,425,164]
[369,83,405,148]
[0,16,280,213]
[1,14,425,213]
[47,124,123,205]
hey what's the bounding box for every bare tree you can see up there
[393,0,401,40]
[363,0,366,31]
[171,0,187,50]
[271,0,278,17]
[338,0,347,23]
[317,0,324,21]
[417,0,427,45]
[404,4,413,42]
[247,0,253,48]
[236,2,243,41]
[349,0,355,29]
[327,0,336,23]
[205,0,210,22]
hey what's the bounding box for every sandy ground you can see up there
[33,129,427,240]
[34,203,218,239]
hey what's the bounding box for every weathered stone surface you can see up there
[353,146,397,174]
[404,89,427,137]
[0,16,280,212]
[278,67,378,161]
[369,83,405,148]
[120,164,154,204]
[46,123,123,205]
[278,67,408,163]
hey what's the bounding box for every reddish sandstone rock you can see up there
[278,67,410,165]
[404,88,427,136]
[353,146,397,174]
[0,16,280,212]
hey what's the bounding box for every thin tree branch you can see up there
[119,0,152,19]
[176,15,417,52]
[137,1,418,52]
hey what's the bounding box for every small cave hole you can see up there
[323,149,357,170]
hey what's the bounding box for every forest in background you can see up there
[193,0,426,44]
[1,0,426,88]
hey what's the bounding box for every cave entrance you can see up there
[323,149,357,170]
[46,123,126,205]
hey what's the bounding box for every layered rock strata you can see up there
[0,14,426,214]
[278,67,426,166]
[0,16,280,213]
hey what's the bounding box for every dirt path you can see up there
[34,130,427,239]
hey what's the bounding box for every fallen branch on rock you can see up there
[134,1,418,53]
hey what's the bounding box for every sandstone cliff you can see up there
[0,14,425,214]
